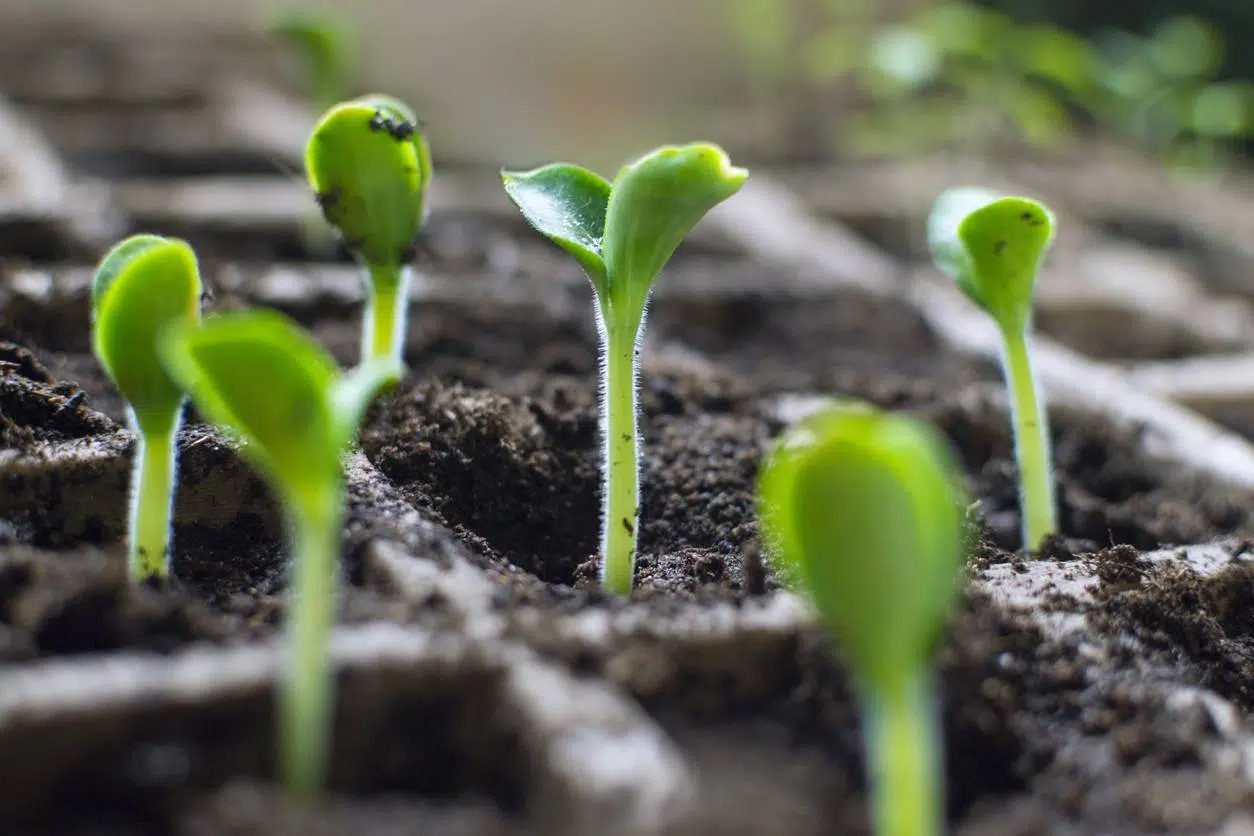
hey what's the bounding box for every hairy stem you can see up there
[862,669,943,836]
[1000,327,1057,551]
[363,262,410,366]
[599,315,641,595]
[279,481,343,799]
[128,411,180,582]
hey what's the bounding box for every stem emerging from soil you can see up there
[599,312,642,595]
[280,481,344,798]
[862,669,943,836]
[364,262,410,367]
[1000,327,1056,551]
[128,413,179,582]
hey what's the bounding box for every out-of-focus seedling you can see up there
[306,94,432,368]
[269,6,357,111]
[502,144,747,594]
[928,187,1057,551]
[159,310,400,798]
[757,402,967,836]
[91,234,202,582]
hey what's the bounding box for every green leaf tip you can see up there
[501,163,611,285]
[92,234,202,429]
[927,187,1055,334]
[502,142,747,319]
[757,402,967,691]
[305,94,432,268]
[159,309,394,506]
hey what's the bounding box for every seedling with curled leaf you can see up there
[757,402,967,836]
[159,310,400,798]
[502,143,747,594]
[306,94,432,368]
[91,234,202,582]
[928,187,1057,551]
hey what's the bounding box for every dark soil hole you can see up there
[14,662,525,832]
[0,546,234,660]
[648,290,996,391]
[923,395,1254,552]
[361,379,600,585]
[1104,559,1254,709]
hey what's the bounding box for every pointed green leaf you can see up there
[330,356,402,452]
[159,310,341,499]
[501,163,611,287]
[92,235,202,431]
[757,405,966,691]
[306,94,431,268]
[601,143,747,321]
[927,187,1055,334]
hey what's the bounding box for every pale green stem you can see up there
[862,669,944,836]
[999,327,1057,551]
[128,410,180,582]
[599,314,642,595]
[279,481,344,799]
[363,262,410,366]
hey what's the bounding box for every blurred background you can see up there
[4,0,1254,174]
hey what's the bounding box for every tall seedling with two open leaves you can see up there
[502,144,747,594]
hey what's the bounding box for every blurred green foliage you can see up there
[729,0,1254,169]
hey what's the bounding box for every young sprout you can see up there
[305,94,432,368]
[159,310,400,798]
[928,187,1057,551]
[91,234,202,582]
[502,144,747,594]
[268,6,357,111]
[757,402,967,836]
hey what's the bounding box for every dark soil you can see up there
[6,203,1254,836]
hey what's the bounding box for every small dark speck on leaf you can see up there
[1020,211,1032,220]
[994,240,1007,256]
[622,517,634,535]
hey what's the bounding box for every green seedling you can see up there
[91,234,202,582]
[159,310,400,798]
[928,187,1057,551]
[502,144,747,594]
[269,6,357,111]
[306,94,432,368]
[757,402,967,836]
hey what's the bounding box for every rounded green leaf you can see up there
[601,143,748,321]
[501,163,611,288]
[927,187,1055,334]
[757,405,967,691]
[92,234,202,431]
[306,94,431,268]
[158,309,341,501]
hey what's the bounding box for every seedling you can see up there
[269,6,357,111]
[306,94,432,367]
[757,402,967,836]
[928,187,1057,551]
[91,234,202,582]
[159,310,400,798]
[502,144,747,594]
